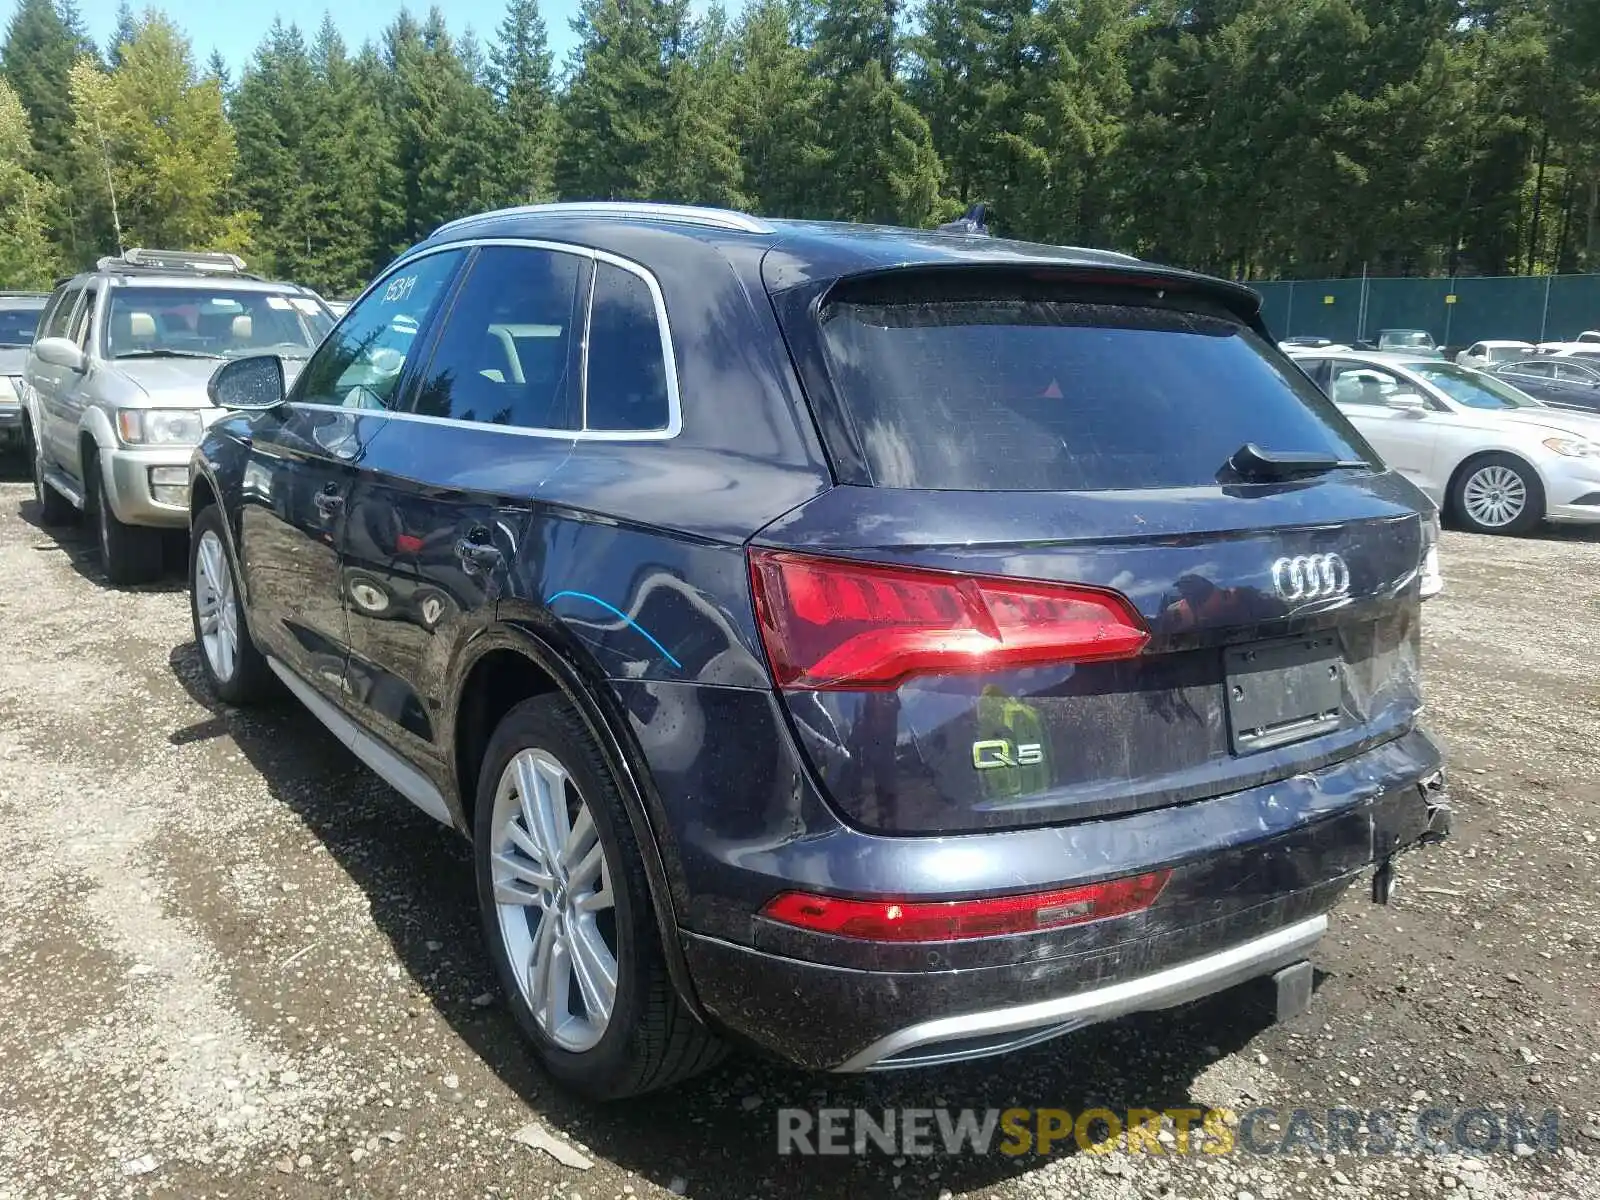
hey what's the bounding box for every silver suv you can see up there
[23,249,333,583]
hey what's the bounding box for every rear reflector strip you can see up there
[748,549,1149,690]
[760,871,1170,942]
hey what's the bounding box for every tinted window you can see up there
[1554,362,1600,383]
[295,251,463,410]
[71,287,97,347]
[410,246,586,430]
[585,262,671,432]
[1507,360,1553,378]
[41,286,79,340]
[817,291,1374,491]
[0,302,44,346]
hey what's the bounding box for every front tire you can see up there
[1450,453,1544,536]
[88,451,164,584]
[474,695,726,1099]
[190,505,273,705]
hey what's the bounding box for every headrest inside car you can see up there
[232,315,253,339]
[129,312,156,338]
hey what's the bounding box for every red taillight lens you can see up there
[760,871,1170,942]
[747,549,1149,690]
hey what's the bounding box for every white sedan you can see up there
[1455,339,1532,370]
[1289,350,1600,535]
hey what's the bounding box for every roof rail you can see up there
[432,202,777,238]
[97,248,248,275]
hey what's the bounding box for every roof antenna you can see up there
[937,202,990,236]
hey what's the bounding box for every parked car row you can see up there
[17,206,1451,1102]
[1285,348,1600,535]
[0,291,49,453]
[19,249,335,583]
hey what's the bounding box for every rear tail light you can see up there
[747,549,1149,690]
[760,870,1170,941]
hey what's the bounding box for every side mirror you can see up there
[208,354,285,410]
[1388,392,1427,414]
[34,336,85,373]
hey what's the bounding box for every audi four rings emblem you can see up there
[1272,553,1350,601]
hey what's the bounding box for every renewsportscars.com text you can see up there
[777,1106,1563,1158]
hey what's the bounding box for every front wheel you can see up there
[189,505,274,704]
[89,453,164,584]
[474,695,726,1099]
[1450,453,1544,536]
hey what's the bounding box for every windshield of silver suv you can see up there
[105,286,329,361]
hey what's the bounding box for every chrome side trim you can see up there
[41,463,84,509]
[266,658,454,828]
[307,237,681,442]
[433,202,776,238]
[834,914,1329,1073]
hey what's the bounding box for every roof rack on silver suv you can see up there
[432,202,777,239]
[95,247,248,275]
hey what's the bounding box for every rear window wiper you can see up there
[1227,442,1369,480]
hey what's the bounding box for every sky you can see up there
[69,0,595,75]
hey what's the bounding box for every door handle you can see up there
[313,487,344,517]
[455,534,503,571]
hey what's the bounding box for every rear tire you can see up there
[189,504,274,705]
[88,450,164,584]
[1449,453,1543,536]
[27,422,75,526]
[473,694,726,1099]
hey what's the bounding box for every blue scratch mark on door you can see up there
[546,590,684,671]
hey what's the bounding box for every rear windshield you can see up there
[817,292,1376,491]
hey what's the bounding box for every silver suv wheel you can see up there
[489,748,618,1053]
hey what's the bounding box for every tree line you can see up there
[0,0,1596,297]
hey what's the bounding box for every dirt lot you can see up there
[0,468,1596,1200]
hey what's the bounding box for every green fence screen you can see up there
[1252,275,1600,349]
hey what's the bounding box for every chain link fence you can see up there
[1253,275,1600,349]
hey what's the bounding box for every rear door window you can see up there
[584,262,673,432]
[817,286,1375,491]
[41,286,80,341]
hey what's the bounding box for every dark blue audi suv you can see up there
[187,202,1450,1099]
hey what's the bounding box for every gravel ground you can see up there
[0,466,1597,1200]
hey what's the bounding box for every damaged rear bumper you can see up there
[683,730,1449,1072]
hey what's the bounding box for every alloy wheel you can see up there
[1461,464,1527,529]
[489,748,618,1053]
[193,529,240,683]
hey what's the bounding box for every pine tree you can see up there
[231,20,317,278]
[2,0,100,262]
[204,48,230,92]
[557,0,677,199]
[0,75,60,286]
[812,0,942,224]
[659,3,747,208]
[304,20,395,289]
[489,0,556,204]
[383,7,500,241]
[106,1,135,67]
[731,0,826,217]
[70,13,255,253]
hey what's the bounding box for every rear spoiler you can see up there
[800,261,1269,337]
